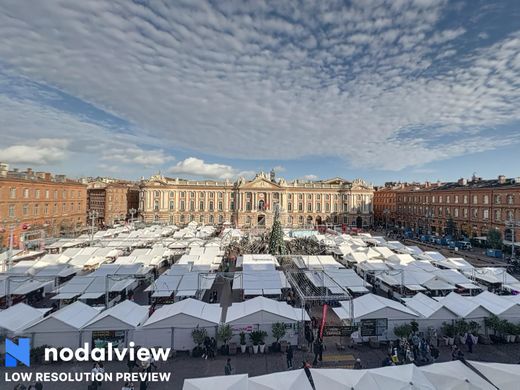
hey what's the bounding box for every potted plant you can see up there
[504,321,516,343]
[217,324,233,355]
[454,319,469,344]
[410,320,419,334]
[258,330,268,353]
[239,331,247,353]
[468,321,481,345]
[191,327,208,357]
[250,330,262,354]
[271,322,286,353]
[393,323,413,340]
[441,322,455,345]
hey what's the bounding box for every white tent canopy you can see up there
[0,303,50,335]
[468,361,520,390]
[249,370,313,390]
[183,374,249,390]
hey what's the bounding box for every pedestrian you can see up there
[312,339,321,365]
[97,363,105,387]
[381,354,393,367]
[139,380,147,390]
[286,343,293,369]
[210,337,217,359]
[121,382,134,390]
[225,358,233,375]
[451,345,460,361]
[466,332,474,353]
[354,358,362,369]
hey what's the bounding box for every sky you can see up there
[0,0,519,185]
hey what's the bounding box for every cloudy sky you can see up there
[0,0,519,184]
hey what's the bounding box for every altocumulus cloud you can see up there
[0,0,519,171]
[168,158,254,180]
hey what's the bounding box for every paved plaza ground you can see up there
[2,342,519,390]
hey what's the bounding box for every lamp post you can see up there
[2,219,20,272]
[129,208,137,224]
[88,210,99,246]
[505,220,519,260]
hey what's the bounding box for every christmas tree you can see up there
[268,204,286,255]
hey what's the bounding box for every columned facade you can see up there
[139,173,374,229]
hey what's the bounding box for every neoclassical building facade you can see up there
[139,172,374,229]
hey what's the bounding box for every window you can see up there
[8,204,15,218]
[154,191,160,197]
[246,202,251,211]
[45,190,50,199]
[199,215,204,223]
[209,192,214,198]
[62,203,67,212]
[180,200,185,211]
[190,214,195,222]
[507,210,514,221]
[44,204,49,215]
[439,195,443,203]
[218,201,223,211]
[218,215,223,223]
[299,216,304,225]
[446,196,450,203]
[190,201,195,211]
[35,189,40,199]
[169,200,175,210]
[230,201,234,211]
[307,194,312,200]
[288,216,293,224]
[209,201,214,211]
[483,195,489,204]
[483,209,489,220]
[472,195,478,204]
[463,208,468,218]
[70,202,74,212]
[298,194,303,200]
[154,200,159,211]
[169,191,175,198]
[454,195,458,203]
[180,214,185,223]
[209,215,214,224]
[180,191,186,198]
[10,188,16,198]
[190,192,195,198]
[438,207,442,216]
[54,190,58,200]
[494,195,501,204]
[23,204,29,216]
[464,195,468,204]
[298,203,303,212]
[200,192,205,198]
[454,208,459,217]
[53,203,57,214]
[432,196,436,203]
[307,203,312,212]
[62,190,67,199]
[199,201,204,211]
[495,209,501,221]
[507,194,514,205]
[316,194,321,200]
[316,203,321,212]
[218,192,223,199]
[23,188,29,198]
[288,194,292,200]
[288,202,292,212]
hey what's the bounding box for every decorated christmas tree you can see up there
[268,204,286,255]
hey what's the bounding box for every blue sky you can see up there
[0,0,519,185]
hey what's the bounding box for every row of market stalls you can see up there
[0,296,307,351]
[183,360,520,390]
[332,290,520,341]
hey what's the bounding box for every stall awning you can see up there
[78,292,104,300]
[52,292,80,300]
[406,284,427,291]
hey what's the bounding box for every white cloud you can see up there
[0,0,518,173]
[101,147,174,167]
[302,174,318,180]
[0,139,69,165]
[168,157,254,179]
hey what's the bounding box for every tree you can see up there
[268,205,286,255]
[487,229,502,249]
[271,322,287,343]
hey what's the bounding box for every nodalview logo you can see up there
[5,338,31,367]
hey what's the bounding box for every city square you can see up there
[1,1,520,389]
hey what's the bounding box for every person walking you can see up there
[224,358,233,375]
[312,339,322,366]
[466,332,474,353]
[354,358,362,369]
[286,343,293,369]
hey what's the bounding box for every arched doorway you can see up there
[356,216,363,229]
[316,216,323,226]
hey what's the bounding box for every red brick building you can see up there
[0,164,87,249]
[394,175,520,244]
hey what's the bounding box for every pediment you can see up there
[240,177,281,189]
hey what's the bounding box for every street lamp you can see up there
[88,210,99,246]
[129,208,137,224]
[1,219,20,272]
[505,220,520,260]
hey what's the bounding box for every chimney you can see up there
[457,178,467,185]
[498,175,506,184]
